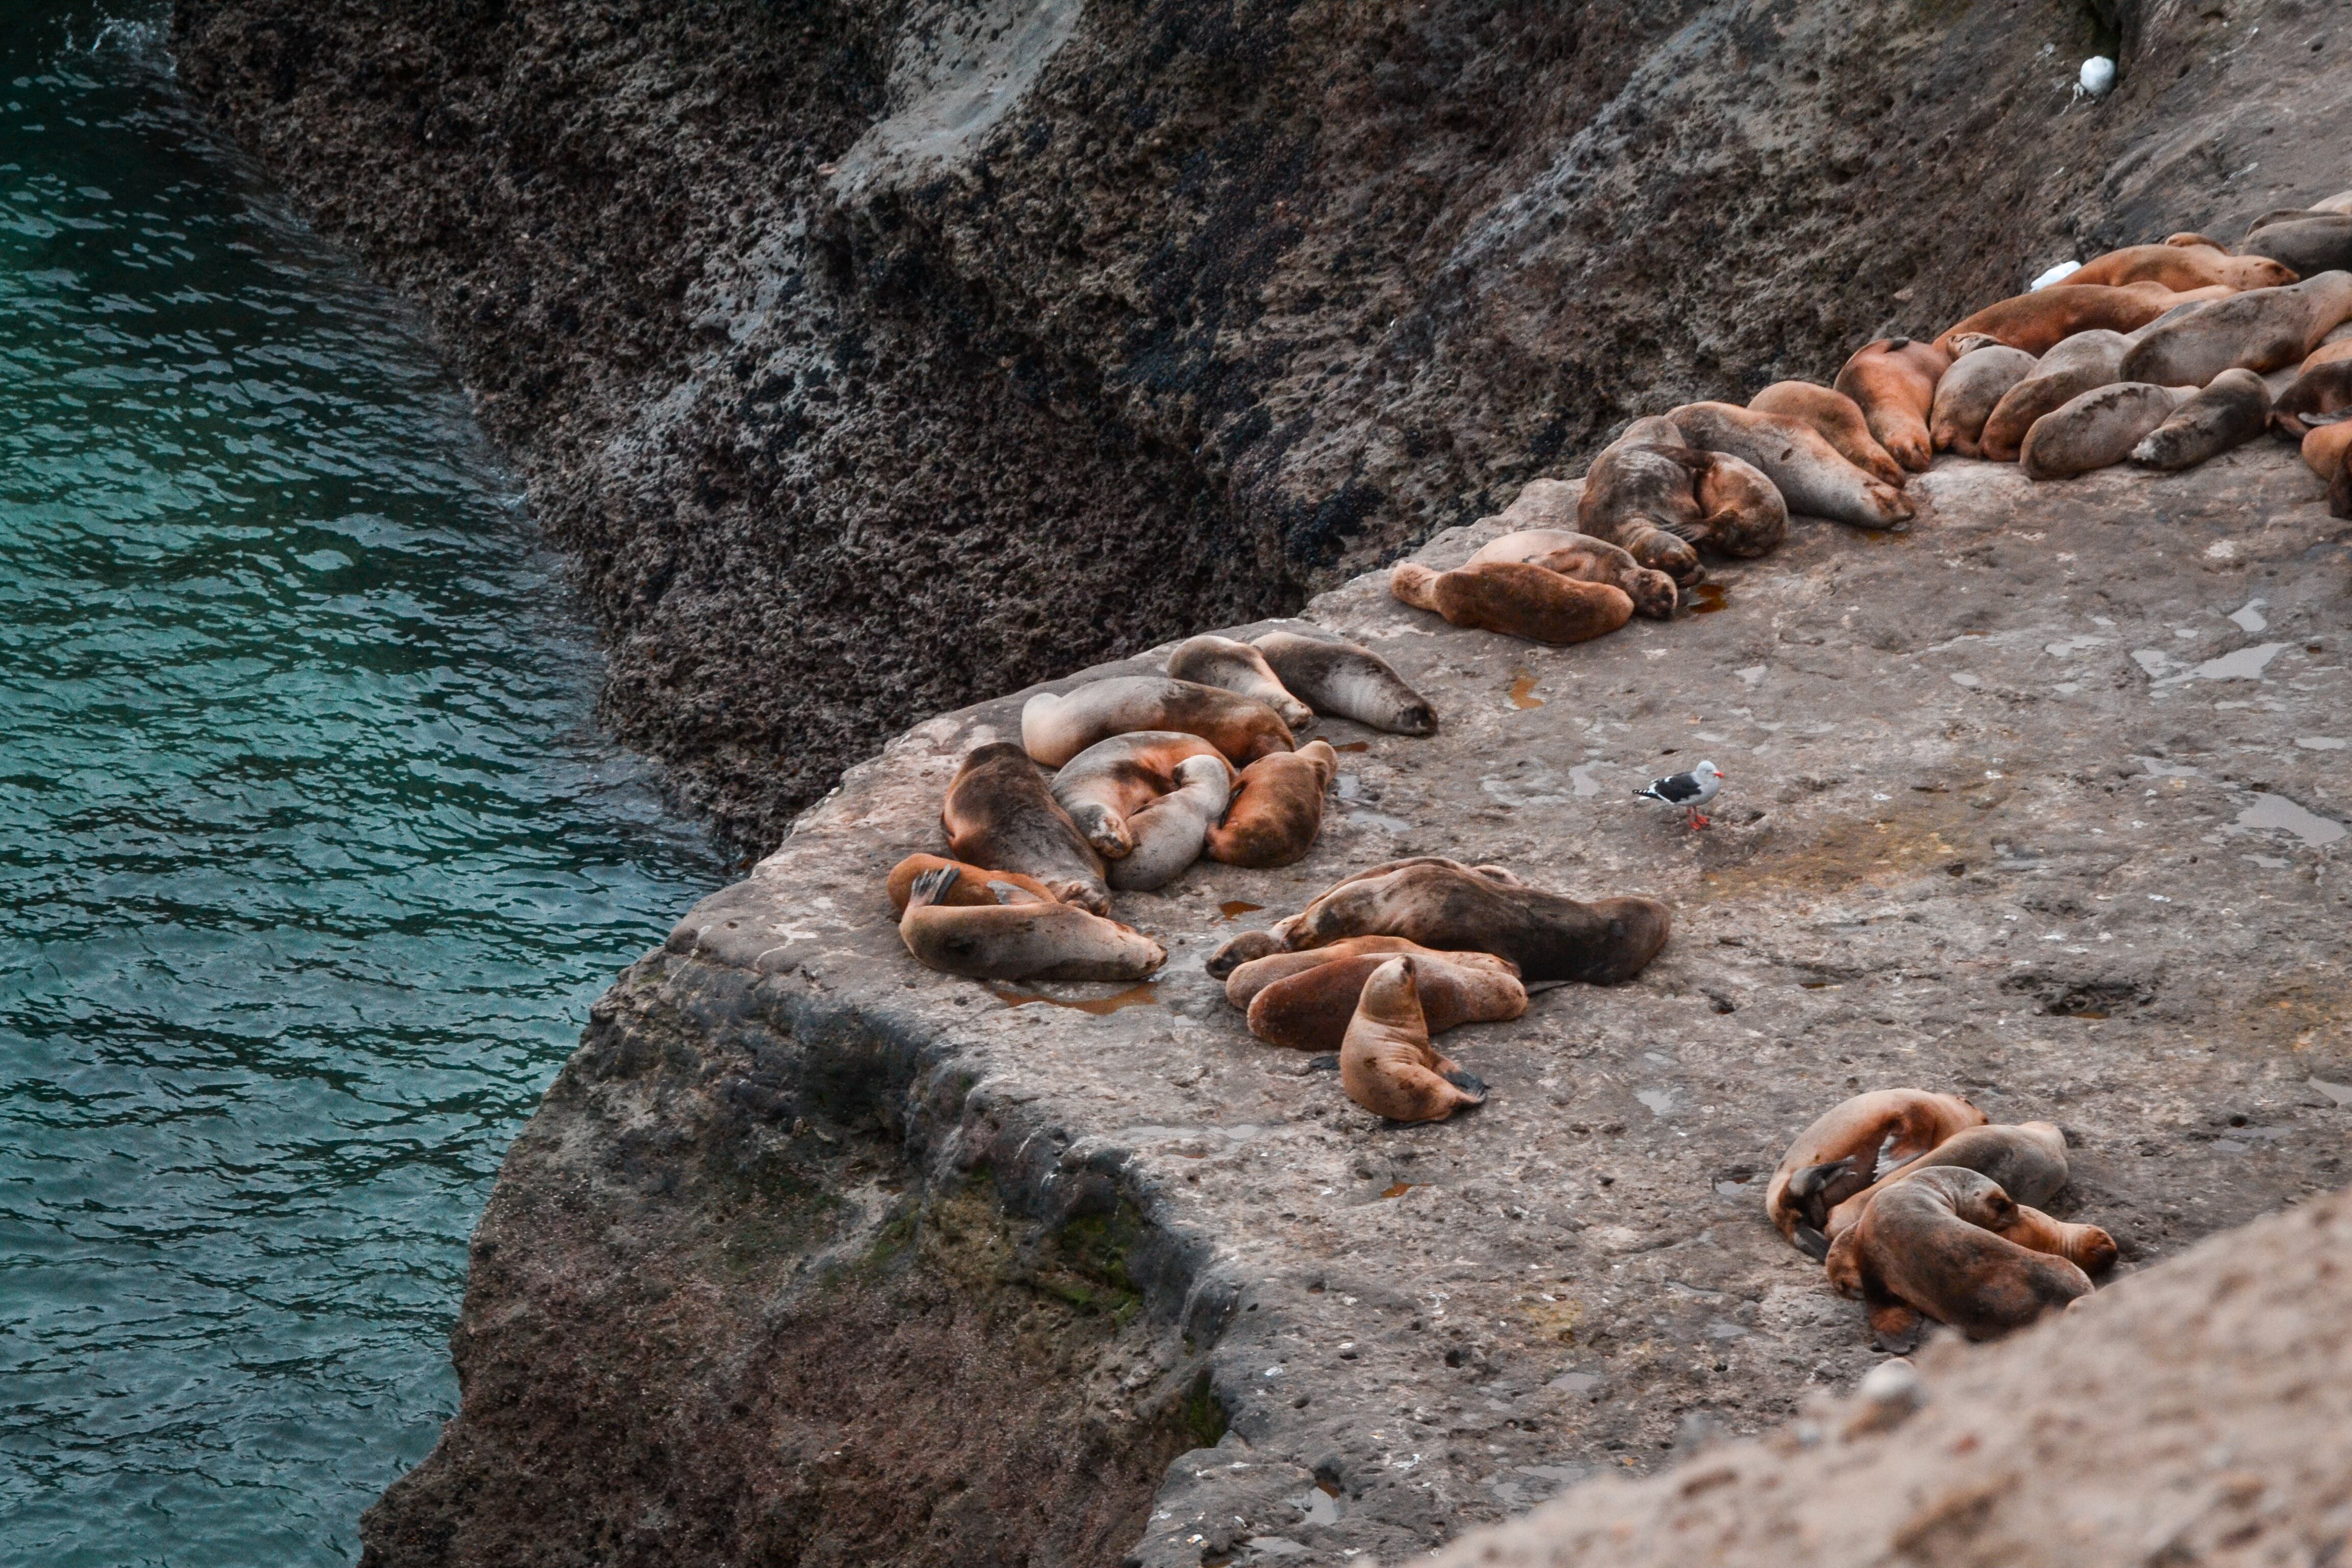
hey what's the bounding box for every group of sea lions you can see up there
[1766,1090,2121,1351]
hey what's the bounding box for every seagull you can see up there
[1635,760,1724,829]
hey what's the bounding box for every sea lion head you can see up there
[1356,954,1425,1031]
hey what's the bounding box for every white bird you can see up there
[1635,760,1724,829]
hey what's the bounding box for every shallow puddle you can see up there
[1508,671,1545,709]
[988,982,1162,1015]
[1333,741,1370,752]
[1218,900,1265,921]
[1688,582,1729,614]
[1380,1181,1417,1199]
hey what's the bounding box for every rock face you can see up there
[361,446,2351,1566]
[170,0,2351,845]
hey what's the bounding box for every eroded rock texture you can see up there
[172,0,2349,844]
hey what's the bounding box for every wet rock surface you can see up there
[369,448,2351,1565]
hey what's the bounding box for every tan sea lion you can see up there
[1765,1088,1988,1257]
[1747,381,1906,486]
[1693,448,1790,557]
[2021,382,2193,480]
[2271,358,2352,437]
[1989,1204,2120,1275]
[1834,337,1951,473]
[1250,630,1436,736]
[1665,402,1914,529]
[1165,635,1314,729]
[2238,215,2352,279]
[1338,957,1488,1123]
[1466,528,1679,619]
[1573,421,1708,584]
[2132,368,2272,469]
[1825,1167,2093,1351]
[2305,416,2352,482]
[887,853,1062,914]
[1222,935,1449,1012]
[1245,948,1526,1053]
[2066,241,2298,292]
[2120,271,2352,387]
[898,866,1166,982]
[1933,280,2225,357]
[1021,676,1294,770]
[1049,730,1233,861]
[1978,329,2132,461]
[1203,740,1338,868]
[1929,345,2039,457]
[1107,754,1232,891]
[1388,558,1634,645]
[1822,1121,2071,1240]
[942,742,1112,913]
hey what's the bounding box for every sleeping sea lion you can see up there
[2271,358,2352,437]
[1466,528,1679,619]
[2305,419,2352,518]
[1822,1121,2070,1240]
[1929,345,2039,457]
[2119,271,2352,387]
[1244,947,1526,1053]
[1747,381,1907,486]
[1204,740,1338,868]
[1833,337,1951,473]
[1692,448,1790,557]
[1165,635,1314,729]
[2237,215,2352,280]
[1021,676,1294,770]
[2021,382,2194,480]
[1573,421,1708,584]
[2130,368,2272,469]
[887,853,1061,914]
[1050,730,1233,861]
[1987,1204,2119,1275]
[1223,935,1449,1011]
[1107,754,1232,891]
[1765,1088,1988,1257]
[2065,241,2298,292]
[898,866,1166,982]
[1978,329,2131,462]
[1250,630,1436,736]
[943,742,1112,913]
[1665,402,1914,529]
[1338,957,1488,1123]
[1823,1167,2093,1351]
[1932,280,2225,357]
[1388,558,1634,645]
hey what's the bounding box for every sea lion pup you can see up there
[2132,369,2272,469]
[1825,1168,2093,1351]
[898,866,1166,983]
[1665,402,1914,529]
[1466,528,1679,619]
[1388,558,1634,646]
[2065,241,2298,292]
[1246,947,1525,1054]
[1833,337,1951,473]
[1165,635,1314,730]
[1977,329,2131,461]
[1822,1121,2071,1241]
[1050,730,1233,861]
[2306,416,2352,484]
[2271,357,2352,437]
[1338,957,1488,1123]
[1746,381,1907,486]
[1932,280,2227,357]
[887,853,1061,914]
[1692,448,1791,557]
[1929,344,2039,457]
[1250,630,1436,736]
[2238,215,2352,280]
[1988,1204,2120,1276]
[1204,739,1338,868]
[1107,754,1232,892]
[1572,420,1707,584]
[1222,934,1444,1011]
[1765,1088,1988,1258]
[2120,271,2352,387]
[2020,382,2193,480]
[1021,676,1294,770]
[943,742,1112,914]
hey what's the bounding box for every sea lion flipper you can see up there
[1785,1156,1857,1224]
[906,866,960,910]
[1440,1067,1488,1102]
[1866,1294,1925,1354]
[1792,1223,1831,1262]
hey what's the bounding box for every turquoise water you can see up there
[0,7,726,1562]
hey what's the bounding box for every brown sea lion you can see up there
[2021,382,2193,480]
[1822,1121,2070,1240]
[1665,402,1914,529]
[1747,381,1906,487]
[1765,1088,1988,1257]
[1245,947,1526,1053]
[1222,935,1448,1011]
[1338,957,1488,1123]
[1021,676,1294,770]
[1466,528,1679,619]
[1573,421,1708,584]
[1932,280,2225,357]
[1250,630,1436,736]
[1165,635,1314,729]
[1989,1204,2120,1276]
[1693,449,1790,557]
[887,853,1061,914]
[1978,329,2132,462]
[2238,215,2352,280]
[2120,271,2352,387]
[1834,337,1951,473]
[1107,754,1232,891]
[2066,241,2298,292]
[2132,369,2272,469]
[1049,730,1233,861]
[1203,740,1338,868]
[1930,344,2039,457]
[1388,558,1635,645]
[942,742,1112,913]
[2271,358,2352,437]
[1825,1167,2093,1351]
[898,866,1166,982]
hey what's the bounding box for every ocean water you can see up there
[0,6,726,1562]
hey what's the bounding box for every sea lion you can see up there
[1929,345,2039,457]
[2131,368,2272,469]
[1933,280,2225,356]
[2066,241,2298,292]
[898,866,1166,982]
[1988,1204,2120,1275]
[1833,337,1951,473]
[1693,449,1790,557]
[1978,329,2131,462]
[1388,558,1634,645]
[1050,730,1233,861]
[1825,1167,2093,1351]
[1107,754,1232,891]
[1223,935,1450,1011]
[1204,739,1338,868]
[1665,402,1914,529]
[1244,947,1526,1053]
[1338,957,1488,1123]
[1822,1121,2071,1241]
[1466,528,1679,619]
[943,742,1112,914]
[1165,635,1314,729]
[2120,271,2352,387]
[1250,630,1436,736]
[1021,676,1295,770]
[1765,1088,1988,1257]
[1573,422,1708,584]
[887,853,1061,914]
[1747,381,1907,486]
[2238,215,2352,280]
[2020,382,2193,480]
[2271,358,2352,437]
[1211,855,1672,985]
